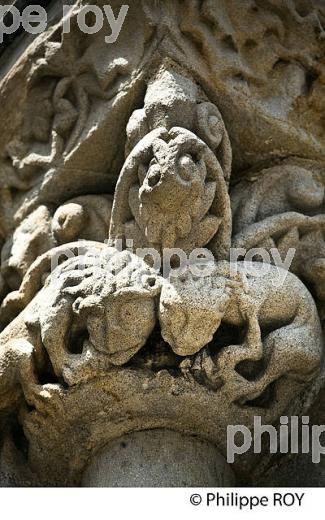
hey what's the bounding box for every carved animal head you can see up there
[125,67,232,180]
[110,127,231,258]
[159,261,323,413]
[35,249,162,375]
[159,267,231,356]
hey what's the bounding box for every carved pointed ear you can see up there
[72,296,104,316]
[125,108,149,155]
[24,306,41,331]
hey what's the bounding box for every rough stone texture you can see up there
[109,67,232,258]
[1,195,112,291]
[82,429,235,487]
[160,262,323,410]
[231,159,325,304]
[0,0,325,486]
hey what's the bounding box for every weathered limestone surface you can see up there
[0,0,325,486]
[82,430,235,487]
